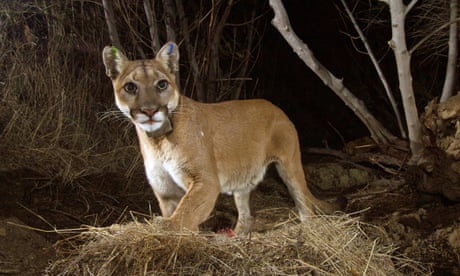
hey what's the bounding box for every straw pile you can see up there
[47,214,430,275]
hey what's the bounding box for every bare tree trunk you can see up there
[440,0,458,103]
[102,0,124,52]
[175,0,205,101]
[207,0,234,102]
[163,0,177,42]
[340,0,406,139]
[269,0,396,145]
[143,0,161,53]
[381,0,424,162]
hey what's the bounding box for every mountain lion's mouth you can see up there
[138,120,162,128]
[142,118,162,124]
[134,110,166,124]
[136,116,173,138]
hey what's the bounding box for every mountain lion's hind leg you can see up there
[233,191,254,235]
[275,161,319,221]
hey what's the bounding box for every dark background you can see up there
[0,0,456,179]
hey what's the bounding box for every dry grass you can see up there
[0,1,142,184]
[47,214,430,275]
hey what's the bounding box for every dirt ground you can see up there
[1,161,459,275]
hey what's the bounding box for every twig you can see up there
[346,180,405,200]
[304,147,406,168]
[7,221,84,235]
[410,17,460,55]
[405,0,419,16]
[46,208,86,224]
[17,202,56,230]
[364,240,377,275]
[340,0,406,139]
[304,147,348,159]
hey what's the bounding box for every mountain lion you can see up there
[102,42,339,234]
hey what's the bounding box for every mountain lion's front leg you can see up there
[163,178,221,232]
[149,173,185,217]
[154,191,183,218]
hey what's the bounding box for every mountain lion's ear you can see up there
[102,46,128,79]
[156,42,179,73]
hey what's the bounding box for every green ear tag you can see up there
[111,46,118,56]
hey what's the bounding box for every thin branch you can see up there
[410,17,460,54]
[339,30,369,55]
[340,0,406,139]
[405,0,419,16]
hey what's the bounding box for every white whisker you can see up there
[98,109,130,124]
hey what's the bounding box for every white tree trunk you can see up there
[269,0,396,145]
[440,0,458,103]
[383,0,424,162]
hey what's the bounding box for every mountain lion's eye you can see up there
[123,82,137,94]
[157,79,168,91]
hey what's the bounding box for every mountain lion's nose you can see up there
[141,108,158,117]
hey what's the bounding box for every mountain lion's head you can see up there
[102,42,180,138]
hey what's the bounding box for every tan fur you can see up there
[102,42,338,234]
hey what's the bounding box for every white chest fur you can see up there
[139,138,188,197]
